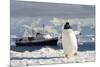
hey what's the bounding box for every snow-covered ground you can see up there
[10,43,95,67]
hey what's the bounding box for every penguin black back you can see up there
[64,22,72,29]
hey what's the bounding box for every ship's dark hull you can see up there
[16,38,58,46]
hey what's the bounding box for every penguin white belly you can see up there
[62,29,78,57]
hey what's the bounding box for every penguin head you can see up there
[64,22,72,29]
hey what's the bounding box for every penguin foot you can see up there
[74,52,77,56]
[65,54,70,59]
[65,54,68,58]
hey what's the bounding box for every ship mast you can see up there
[78,21,81,31]
[77,21,81,42]
[32,29,34,37]
[31,25,34,37]
[43,24,45,34]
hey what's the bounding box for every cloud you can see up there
[50,17,68,26]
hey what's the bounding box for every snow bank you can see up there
[10,46,95,67]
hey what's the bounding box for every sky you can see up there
[10,0,95,37]
[11,0,95,18]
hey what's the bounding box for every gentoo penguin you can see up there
[62,22,78,58]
